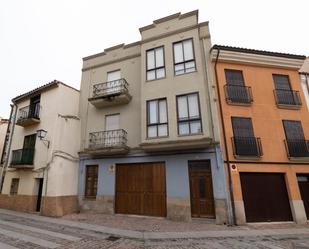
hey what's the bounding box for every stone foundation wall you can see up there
[166,197,191,222]
[79,195,114,214]
[41,196,79,217]
[0,194,78,217]
[0,194,37,213]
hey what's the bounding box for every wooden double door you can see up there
[115,162,166,217]
[189,160,215,218]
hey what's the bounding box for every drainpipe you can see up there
[0,103,17,192]
[213,47,236,225]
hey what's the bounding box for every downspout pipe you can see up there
[212,47,236,225]
[0,103,17,192]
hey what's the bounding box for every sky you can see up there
[1,0,308,118]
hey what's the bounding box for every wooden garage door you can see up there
[240,173,292,222]
[297,174,309,219]
[115,162,166,217]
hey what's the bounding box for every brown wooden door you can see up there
[189,160,215,218]
[240,173,292,222]
[115,162,166,217]
[85,165,98,198]
[297,174,309,219]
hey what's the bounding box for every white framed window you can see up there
[177,93,202,135]
[106,70,121,94]
[173,39,196,75]
[147,98,168,138]
[146,47,165,81]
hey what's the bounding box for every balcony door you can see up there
[105,114,120,146]
[22,134,36,164]
[283,120,308,157]
[273,74,296,105]
[225,69,251,103]
[107,70,121,95]
[232,117,259,156]
[29,95,40,118]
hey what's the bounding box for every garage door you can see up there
[115,162,166,217]
[297,174,309,219]
[240,173,292,222]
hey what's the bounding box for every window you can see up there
[146,47,165,81]
[224,69,252,104]
[147,98,168,138]
[85,165,98,198]
[283,120,309,157]
[231,117,254,137]
[273,74,301,106]
[225,69,244,86]
[231,117,262,157]
[106,70,122,94]
[283,120,305,140]
[177,93,202,135]
[173,39,196,75]
[10,178,19,195]
[273,74,291,90]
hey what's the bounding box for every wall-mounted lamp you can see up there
[36,129,50,148]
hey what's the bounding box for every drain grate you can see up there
[105,236,120,241]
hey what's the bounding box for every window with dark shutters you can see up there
[273,74,301,107]
[231,117,262,157]
[224,69,252,104]
[283,120,309,157]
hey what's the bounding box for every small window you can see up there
[173,39,196,75]
[147,98,168,138]
[10,178,19,195]
[177,93,202,135]
[146,47,165,81]
[225,69,245,86]
[85,165,98,198]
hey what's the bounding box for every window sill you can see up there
[233,155,262,160]
[146,76,166,83]
[226,101,253,107]
[178,132,203,137]
[174,69,197,77]
[288,156,309,161]
[276,104,302,110]
[146,136,169,140]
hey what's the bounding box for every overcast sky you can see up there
[1,0,308,118]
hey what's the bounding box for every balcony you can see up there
[88,78,132,108]
[232,137,263,158]
[285,139,309,159]
[16,104,40,127]
[10,148,35,168]
[274,89,302,109]
[85,129,129,155]
[224,85,253,105]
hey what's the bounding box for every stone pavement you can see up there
[0,208,308,248]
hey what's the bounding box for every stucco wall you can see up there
[215,62,309,162]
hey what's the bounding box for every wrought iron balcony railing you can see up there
[92,78,129,98]
[11,148,35,165]
[224,84,253,104]
[232,136,263,157]
[285,139,309,158]
[274,89,302,107]
[17,104,40,122]
[89,129,127,149]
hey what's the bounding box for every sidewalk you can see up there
[0,209,308,240]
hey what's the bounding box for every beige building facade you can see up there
[0,80,81,216]
[78,11,232,224]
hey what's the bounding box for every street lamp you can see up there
[36,129,50,148]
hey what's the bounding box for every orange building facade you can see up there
[212,45,309,224]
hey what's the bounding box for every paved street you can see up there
[0,209,308,249]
